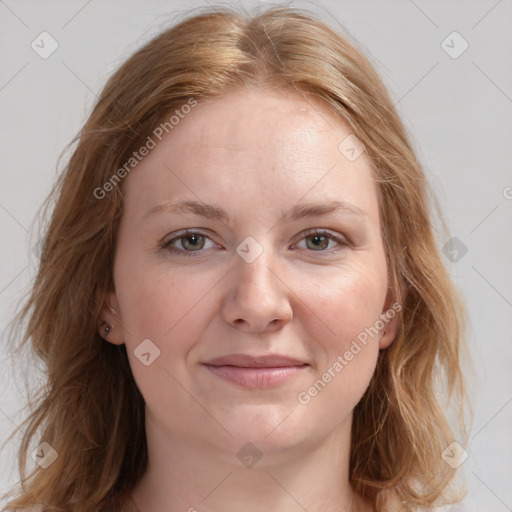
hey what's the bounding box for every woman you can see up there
[2,6,469,512]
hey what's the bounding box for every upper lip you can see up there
[203,354,308,368]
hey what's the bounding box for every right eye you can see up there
[162,230,219,256]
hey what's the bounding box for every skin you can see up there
[100,87,399,512]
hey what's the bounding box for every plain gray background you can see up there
[1,0,511,510]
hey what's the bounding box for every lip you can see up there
[204,354,307,368]
[202,353,309,389]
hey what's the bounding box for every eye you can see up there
[161,228,348,257]
[294,230,347,252]
[163,230,217,256]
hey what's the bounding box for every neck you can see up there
[129,408,373,512]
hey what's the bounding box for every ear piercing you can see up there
[100,320,113,337]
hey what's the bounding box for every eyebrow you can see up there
[144,199,367,223]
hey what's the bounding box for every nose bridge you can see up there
[222,235,292,331]
[235,239,278,302]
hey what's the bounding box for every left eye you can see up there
[294,231,345,251]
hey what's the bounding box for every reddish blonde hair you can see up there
[3,6,469,511]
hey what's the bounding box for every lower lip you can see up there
[203,364,307,388]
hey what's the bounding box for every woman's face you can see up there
[105,87,399,459]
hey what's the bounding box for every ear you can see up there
[378,287,401,350]
[97,291,125,345]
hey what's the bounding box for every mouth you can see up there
[202,354,309,388]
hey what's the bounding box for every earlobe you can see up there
[378,290,402,350]
[98,292,125,345]
[378,325,398,350]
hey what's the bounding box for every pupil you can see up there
[184,234,203,250]
[308,234,328,250]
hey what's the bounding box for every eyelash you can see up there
[161,229,348,257]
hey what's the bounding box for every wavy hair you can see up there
[2,6,469,511]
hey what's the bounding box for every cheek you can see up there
[114,265,221,414]
[114,259,219,360]
[294,261,386,400]
[299,258,387,343]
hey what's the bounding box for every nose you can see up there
[221,247,293,333]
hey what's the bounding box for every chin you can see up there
[213,406,319,454]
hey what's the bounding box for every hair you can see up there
[2,5,470,512]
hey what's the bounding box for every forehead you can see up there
[173,88,348,166]
[122,87,379,225]
[189,87,331,141]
